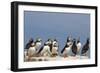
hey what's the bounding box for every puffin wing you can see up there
[81,44,89,54]
[37,46,43,54]
[61,48,65,54]
[61,45,67,53]
[25,43,31,49]
[71,45,77,55]
[49,44,52,52]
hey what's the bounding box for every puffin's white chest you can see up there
[77,43,82,51]
[43,46,50,51]
[52,47,58,50]
[28,47,36,56]
[35,42,42,50]
[63,47,70,54]
[41,46,51,56]
[52,47,58,53]
[36,42,41,47]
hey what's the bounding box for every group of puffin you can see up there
[61,36,90,57]
[24,36,90,59]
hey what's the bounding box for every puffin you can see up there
[27,42,36,58]
[37,42,52,57]
[35,38,42,52]
[81,38,90,56]
[25,38,34,49]
[45,39,53,52]
[51,39,59,57]
[24,38,34,57]
[76,38,82,55]
[71,39,77,56]
[61,42,71,57]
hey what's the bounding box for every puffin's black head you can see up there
[77,37,80,43]
[47,38,51,41]
[67,36,70,42]
[67,36,72,42]
[36,38,42,42]
[54,39,57,42]
[86,38,89,44]
[47,38,52,44]
[25,38,34,49]
[44,43,48,46]
[73,39,76,44]
[29,38,34,44]
[67,38,70,42]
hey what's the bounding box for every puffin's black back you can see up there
[81,38,89,54]
[71,39,77,55]
[25,39,33,49]
[37,46,43,54]
[61,43,69,53]
[49,43,52,52]
[25,43,30,49]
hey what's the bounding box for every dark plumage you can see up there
[46,39,53,52]
[81,38,89,55]
[49,43,52,52]
[77,39,80,44]
[61,44,69,54]
[37,42,51,54]
[54,39,58,42]
[34,38,42,44]
[67,37,70,42]
[71,39,77,55]
[37,44,44,54]
[25,38,34,49]
[67,36,72,42]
